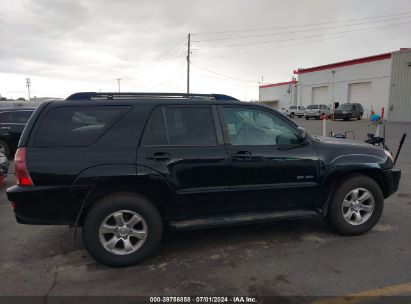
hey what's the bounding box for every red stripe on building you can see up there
[294,53,392,74]
[259,80,297,88]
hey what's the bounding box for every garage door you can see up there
[349,82,371,114]
[312,86,328,105]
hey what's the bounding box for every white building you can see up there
[259,48,411,122]
[259,80,297,110]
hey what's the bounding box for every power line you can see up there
[155,38,187,63]
[144,53,186,91]
[192,11,411,35]
[196,24,408,60]
[145,78,176,91]
[194,21,410,60]
[196,20,411,49]
[191,70,258,87]
[192,13,411,43]
[192,63,258,83]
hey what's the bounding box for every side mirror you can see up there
[297,127,306,139]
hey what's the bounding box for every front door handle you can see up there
[146,152,170,161]
[232,151,252,161]
[1,127,11,130]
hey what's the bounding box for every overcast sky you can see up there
[0,0,410,100]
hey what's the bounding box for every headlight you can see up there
[384,149,394,162]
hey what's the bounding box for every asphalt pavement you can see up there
[0,119,410,301]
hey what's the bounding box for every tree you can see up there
[17,97,26,101]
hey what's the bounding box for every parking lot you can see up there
[0,119,410,300]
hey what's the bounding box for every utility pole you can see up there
[116,77,122,92]
[187,33,191,94]
[25,78,31,101]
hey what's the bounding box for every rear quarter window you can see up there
[34,106,131,147]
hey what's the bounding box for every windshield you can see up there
[338,104,353,109]
[307,105,318,109]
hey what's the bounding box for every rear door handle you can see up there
[146,152,170,161]
[232,151,252,161]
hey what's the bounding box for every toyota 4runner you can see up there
[7,92,401,267]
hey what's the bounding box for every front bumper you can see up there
[383,168,401,198]
[305,113,321,118]
[333,113,350,119]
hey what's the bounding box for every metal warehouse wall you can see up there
[388,49,411,122]
[296,59,391,118]
[259,83,297,110]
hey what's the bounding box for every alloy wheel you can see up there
[99,210,147,255]
[341,188,375,225]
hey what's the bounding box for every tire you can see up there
[305,116,309,120]
[344,114,351,121]
[298,116,303,118]
[82,192,163,267]
[290,112,295,119]
[0,140,10,158]
[358,113,363,120]
[326,174,384,235]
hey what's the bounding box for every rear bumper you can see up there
[7,184,90,225]
[383,168,401,198]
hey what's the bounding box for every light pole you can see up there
[25,78,31,101]
[331,70,335,121]
[116,77,122,93]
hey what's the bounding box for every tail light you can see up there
[14,148,33,186]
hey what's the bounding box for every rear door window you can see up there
[34,106,131,147]
[141,106,217,146]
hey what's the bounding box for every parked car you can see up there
[305,104,332,120]
[7,92,400,267]
[333,103,364,120]
[0,152,9,189]
[279,108,287,115]
[0,108,35,158]
[283,105,305,118]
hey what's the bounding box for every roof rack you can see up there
[66,92,239,101]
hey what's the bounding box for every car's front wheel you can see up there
[289,112,295,118]
[326,175,384,235]
[82,192,163,267]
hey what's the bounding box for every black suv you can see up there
[7,92,400,267]
[333,103,364,120]
[0,108,35,157]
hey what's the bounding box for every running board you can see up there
[169,209,319,230]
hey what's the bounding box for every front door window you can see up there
[222,107,302,146]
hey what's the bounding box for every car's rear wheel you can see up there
[82,192,163,267]
[0,140,10,158]
[326,175,384,235]
[358,113,363,120]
